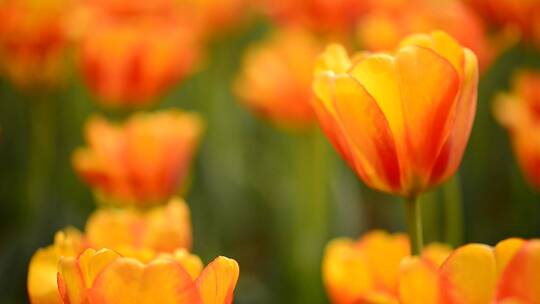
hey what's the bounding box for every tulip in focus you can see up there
[312,30,478,198]
[86,197,192,257]
[235,28,322,129]
[57,248,240,304]
[0,0,70,88]
[494,70,540,191]
[356,0,492,70]
[72,110,203,206]
[323,230,451,304]
[73,1,202,107]
[440,238,540,303]
[28,228,85,304]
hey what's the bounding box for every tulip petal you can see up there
[89,257,200,304]
[322,238,373,304]
[398,257,439,304]
[494,238,525,277]
[330,74,401,192]
[429,48,478,184]
[497,240,540,303]
[314,44,352,75]
[396,45,460,190]
[28,247,62,304]
[421,243,452,267]
[197,256,240,304]
[439,244,497,304]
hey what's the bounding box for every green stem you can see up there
[405,196,424,255]
[442,175,464,246]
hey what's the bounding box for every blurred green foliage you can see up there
[0,20,539,303]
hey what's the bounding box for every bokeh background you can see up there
[1,0,540,303]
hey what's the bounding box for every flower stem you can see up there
[405,196,424,255]
[442,175,464,247]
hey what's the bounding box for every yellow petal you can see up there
[439,244,497,304]
[398,257,439,304]
[422,243,452,267]
[196,256,240,304]
[172,249,204,279]
[314,44,352,75]
[494,238,525,277]
[27,246,62,304]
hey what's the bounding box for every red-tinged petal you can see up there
[496,240,540,303]
[322,238,373,304]
[398,257,439,304]
[331,74,401,193]
[421,243,452,267]
[349,53,409,190]
[396,45,460,192]
[196,256,240,304]
[439,244,497,304]
[494,238,526,277]
[89,257,201,304]
[429,48,478,184]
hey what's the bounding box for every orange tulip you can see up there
[258,0,368,35]
[312,31,478,198]
[494,70,540,191]
[72,1,202,107]
[322,230,451,304]
[57,248,240,304]
[439,238,540,303]
[356,0,492,70]
[180,0,251,37]
[27,228,85,304]
[72,110,203,206]
[0,0,70,88]
[235,28,322,129]
[86,197,192,256]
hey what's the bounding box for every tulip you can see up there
[0,0,69,88]
[86,197,192,257]
[235,28,322,129]
[72,110,203,206]
[322,230,451,304]
[312,31,478,253]
[439,238,540,303]
[258,0,367,35]
[494,70,540,191]
[356,0,492,70]
[57,248,240,304]
[27,228,85,304]
[72,1,202,107]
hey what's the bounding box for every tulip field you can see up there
[0,0,539,303]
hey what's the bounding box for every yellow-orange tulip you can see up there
[72,110,203,206]
[356,0,492,70]
[0,0,70,88]
[27,228,85,304]
[72,1,202,107]
[86,197,192,256]
[312,31,478,198]
[235,28,322,128]
[439,238,540,303]
[494,71,540,191]
[57,248,240,304]
[322,230,451,304]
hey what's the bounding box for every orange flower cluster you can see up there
[71,0,203,107]
[235,28,322,128]
[72,110,203,206]
[312,31,478,197]
[495,70,540,191]
[323,231,540,304]
[0,0,70,88]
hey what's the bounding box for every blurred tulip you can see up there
[71,1,202,107]
[86,197,192,257]
[258,0,367,35]
[494,71,540,191]
[439,238,540,303]
[322,230,451,304]
[27,228,85,304]
[312,31,478,198]
[356,0,492,70]
[0,0,70,88]
[181,0,251,37]
[57,248,239,304]
[72,110,203,206]
[235,28,323,129]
